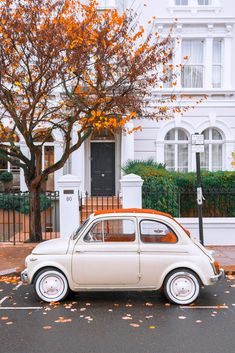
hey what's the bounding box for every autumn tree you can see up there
[0,0,198,241]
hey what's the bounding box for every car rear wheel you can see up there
[34,268,69,303]
[164,269,200,305]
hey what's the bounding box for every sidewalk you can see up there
[0,243,235,275]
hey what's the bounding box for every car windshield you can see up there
[72,217,90,240]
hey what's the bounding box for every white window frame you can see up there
[164,128,190,172]
[212,38,223,89]
[181,39,205,89]
[201,128,223,171]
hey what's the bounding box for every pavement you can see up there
[0,243,235,275]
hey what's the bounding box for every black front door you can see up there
[91,142,115,196]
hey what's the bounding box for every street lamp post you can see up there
[192,133,205,245]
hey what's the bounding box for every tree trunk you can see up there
[29,186,42,242]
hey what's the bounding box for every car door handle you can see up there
[75,250,85,253]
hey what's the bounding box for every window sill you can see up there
[168,6,222,14]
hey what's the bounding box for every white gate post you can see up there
[57,174,81,239]
[120,174,144,209]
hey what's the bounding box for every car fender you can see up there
[158,261,211,288]
[29,258,73,289]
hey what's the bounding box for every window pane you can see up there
[164,144,175,171]
[178,144,188,172]
[182,66,203,88]
[182,40,203,64]
[212,66,221,88]
[140,220,177,243]
[212,128,222,140]
[84,219,135,242]
[201,144,209,170]
[178,129,188,141]
[213,40,222,64]
[202,128,209,140]
[104,219,135,242]
[212,144,222,171]
[175,0,188,5]
[84,221,103,242]
[198,0,211,5]
[165,129,175,141]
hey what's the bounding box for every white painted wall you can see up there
[177,217,235,245]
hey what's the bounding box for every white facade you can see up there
[1,0,234,194]
[129,0,235,174]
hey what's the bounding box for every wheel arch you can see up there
[31,265,70,288]
[159,263,205,288]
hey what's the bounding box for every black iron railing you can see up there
[0,191,60,243]
[80,192,122,222]
[142,185,235,218]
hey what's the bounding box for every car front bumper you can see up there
[21,269,29,283]
[211,268,224,283]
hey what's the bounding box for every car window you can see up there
[83,219,135,242]
[140,220,178,243]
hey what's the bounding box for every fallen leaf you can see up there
[145,302,153,307]
[178,316,186,320]
[196,320,202,323]
[80,308,86,312]
[145,315,153,319]
[43,326,52,330]
[149,326,156,329]
[129,323,140,328]
[122,316,132,320]
[6,322,13,325]
[164,303,171,307]
[1,317,8,321]
[125,304,132,307]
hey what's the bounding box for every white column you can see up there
[121,122,135,169]
[120,173,143,209]
[57,174,81,238]
[223,37,232,89]
[71,144,85,192]
[54,143,64,190]
[205,37,213,89]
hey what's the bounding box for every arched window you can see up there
[164,128,189,172]
[201,128,223,171]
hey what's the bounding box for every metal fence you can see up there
[142,185,235,218]
[0,191,60,243]
[80,192,122,222]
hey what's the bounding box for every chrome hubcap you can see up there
[170,276,195,300]
[40,275,64,299]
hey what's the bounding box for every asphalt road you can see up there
[0,275,235,353]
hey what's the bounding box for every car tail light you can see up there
[214,261,220,274]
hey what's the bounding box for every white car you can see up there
[21,208,224,305]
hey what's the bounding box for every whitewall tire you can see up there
[34,268,69,303]
[164,269,200,305]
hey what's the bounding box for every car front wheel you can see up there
[34,268,69,303]
[164,269,200,305]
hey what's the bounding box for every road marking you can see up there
[180,305,229,309]
[13,282,23,291]
[0,307,43,310]
[0,296,10,305]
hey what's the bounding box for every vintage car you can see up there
[21,209,224,305]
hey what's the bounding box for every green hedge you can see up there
[0,193,51,214]
[123,159,235,217]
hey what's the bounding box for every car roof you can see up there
[94,208,173,219]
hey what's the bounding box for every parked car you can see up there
[21,208,224,304]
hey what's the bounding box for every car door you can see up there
[72,217,140,286]
[139,218,188,288]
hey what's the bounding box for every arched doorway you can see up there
[90,130,115,196]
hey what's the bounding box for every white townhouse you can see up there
[2,0,235,196]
